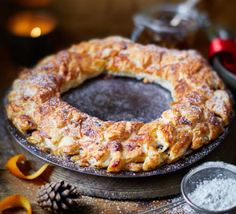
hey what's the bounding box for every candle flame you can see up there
[30,27,41,38]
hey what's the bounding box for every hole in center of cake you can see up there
[62,74,172,123]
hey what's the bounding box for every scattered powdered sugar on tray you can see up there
[62,75,172,123]
[188,177,236,211]
[167,197,196,214]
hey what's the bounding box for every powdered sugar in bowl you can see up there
[181,162,236,213]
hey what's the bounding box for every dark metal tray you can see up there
[4,75,232,178]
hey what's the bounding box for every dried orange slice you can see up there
[0,194,32,214]
[6,154,49,180]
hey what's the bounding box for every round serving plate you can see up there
[4,75,232,178]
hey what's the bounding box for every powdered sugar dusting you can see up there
[168,197,196,214]
[185,162,236,212]
[188,177,236,211]
[63,75,172,122]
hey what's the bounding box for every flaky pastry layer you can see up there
[6,36,232,172]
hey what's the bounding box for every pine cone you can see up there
[37,181,80,213]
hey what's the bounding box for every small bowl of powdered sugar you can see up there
[181,161,236,213]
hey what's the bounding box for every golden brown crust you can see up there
[6,36,233,172]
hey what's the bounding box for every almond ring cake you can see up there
[6,36,233,172]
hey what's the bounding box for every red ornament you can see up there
[209,38,236,75]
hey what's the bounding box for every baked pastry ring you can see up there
[6,36,232,172]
